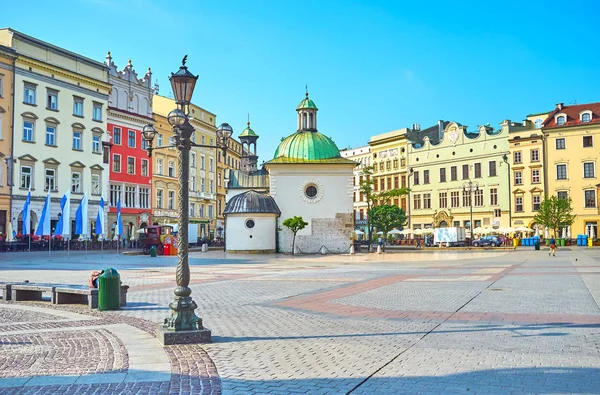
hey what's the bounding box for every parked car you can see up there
[472,235,501,247]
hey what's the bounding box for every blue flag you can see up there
[95,197,105,235]
[116,198,123,236]
[54,189,71,237]
[75,191,89,237]
[35,191,51,236]
[22,190,31,235]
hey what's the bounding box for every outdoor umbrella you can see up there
[422,228,434,234]
[6,222,13,242]
[399,229,413,235]
[388,229,402,235]
[413,229,424,236]
[354,229,364,235]
[130,225,136,241]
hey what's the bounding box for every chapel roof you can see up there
[223,190,281,215]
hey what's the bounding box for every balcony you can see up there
[189,191,215,200]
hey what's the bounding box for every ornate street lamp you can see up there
[462,180,479,239]
[141,56,232,345]
[502,154,512,228]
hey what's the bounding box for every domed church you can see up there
[224,92,356,254]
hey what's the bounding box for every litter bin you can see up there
[163,243,171,256]
[513,238,519,247]
[534,241,540,251]
[589,238,593,247]
[546,239,551,246]
[150,246,157,257]
[98,268,120,310]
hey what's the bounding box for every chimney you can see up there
[556,103,564,111]
[438,120,444,133]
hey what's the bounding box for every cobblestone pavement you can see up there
[1,248,600,394]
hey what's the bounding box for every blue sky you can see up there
[3,0,599,160]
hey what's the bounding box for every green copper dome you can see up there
[297,93,318,110]
[272,131,341,162]
[239,122,258,137]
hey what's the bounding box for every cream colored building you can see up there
[216,127,242,239]
[543,102,600,238]
[152,94,219,239]
[340,145,372,233]
[0,44,16,236]
[407,121,510,234]
[506,112,549,231]
[0,29,110,236]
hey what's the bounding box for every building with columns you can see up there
[105,53,154,239]
[0,28,110,236]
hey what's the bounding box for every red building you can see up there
[105,53,154,239]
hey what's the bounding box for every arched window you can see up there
[582,113,591,123]
[309,113,313,128]
[303,113,307,129]
[534,118,543,129]
[557,115,566,126]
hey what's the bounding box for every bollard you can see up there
[320,246,327,255]
[350,245,355,255]
[377,245,382,254]
[202,243,208,252]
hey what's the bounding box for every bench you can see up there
[11,284,56,303]
[6,283,128,309]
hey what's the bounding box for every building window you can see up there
[488,161,497,177]
[47,89,58,110]
[46,126,56,146]
[556,138,565,150]
[156,158,163,175]
[139,188,150,209]
[306,185,318,199]
[141,159,148,177]
[109,184,122,207]
[556,115,565,126]
[556,164,567,180]
[73,97,84,117]
[156,189,163,208]
[557,191,568,200]
[474,189,483,207]
[474,163,482,178]
[191,152,196,168]
[530,149,539,162]
[585,190,596,208]
[125,186,136,207]
[113,154,121,172]
[208,205,213,218]
[201,178,205,192]
[72,131,82,150]
[462,190,471,207]
[494,209,502,217]
[92,174,100,195]
[128,130,136,147]
[583,136,593,148]
[210,179,214,193]
[23,121,34,142]
[513,151,522,164]
[209,158,214,172]
[582,113,591,123]
[533,195,541,211]
[531,169,540,183]
[462,164,469,180]
[200,204,204,217]
[514,171,523,185]
[157,133,162,147]
[93,103,102,121]
[413,171,420,185]
[92,135,101,153]
[191,175,196,191]
[380,179,385,191]
[413,194,421,210]
[393,176,399,188]
[451,191,459,208]
[584,162,595,178]
[113,127,121,144]
[45,169,56,191]
[534,118,543,129]
[439,192,447,208]
[201,156,205,170]
[423,193,431,209]
[71,172,82,193]
[168,161,175,177]
[490,188,498,206]
[515,196,523,212]
[103,146,110,164]
[190,203,196,217]
[450,166,457,181]
[24,84,36,105]
[218,173,222,187]
[127,157,135,174]
[20,166,32,189]
[439,168,446,183]
[423,170,429,184]
[168,191,175,210]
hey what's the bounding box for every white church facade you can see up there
[224,93,356,254]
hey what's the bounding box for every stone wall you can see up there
[278,213,353,254]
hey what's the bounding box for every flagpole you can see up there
[67,238,70,260]
[49,235,51,260]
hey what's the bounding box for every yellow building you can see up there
[0,44,16,236]
[543,102,600,238]
[340,145,372,233]
[368,128,410,212]
[407,121,510,234]
[506,113,549,231]
[216,126,242,239]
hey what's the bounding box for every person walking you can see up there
[416,238,422,249]
[549,236,557,257]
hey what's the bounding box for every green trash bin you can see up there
[534,241,540,251]
[150,246,157,257]
[559,239,565,247]
[545,239,551,246]
[98,268,120,310]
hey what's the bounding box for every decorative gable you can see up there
[43,157,61,165]
[18,154,37,162]
[69,161,86,168]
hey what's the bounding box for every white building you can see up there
[340,145,372,234]
[225,92,357,253]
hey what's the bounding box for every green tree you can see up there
[533,196,576,237]
[368,205,407,242]
[282,216,308,255]
[358,166,409,242]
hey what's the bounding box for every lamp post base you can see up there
[157,326,211,345]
